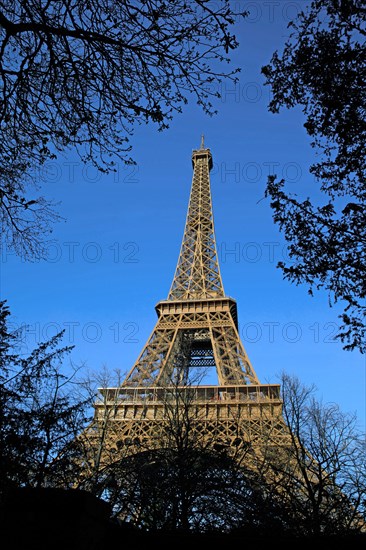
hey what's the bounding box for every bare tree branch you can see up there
[0,0,247,259]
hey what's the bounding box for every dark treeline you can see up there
[1,300,366,547]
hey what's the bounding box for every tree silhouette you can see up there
[268,372,366,536]
[0,1,247,259]
[262,0,366,352]
[0,300,92,494]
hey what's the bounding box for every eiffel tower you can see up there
[91,138,286,460]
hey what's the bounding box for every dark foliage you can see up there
[262,0,366,352]
[0,300,91,494]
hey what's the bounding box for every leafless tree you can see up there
[0,1,247,259]
[72,369,257,531]
[267,372,366,536]
[75,368,301,534]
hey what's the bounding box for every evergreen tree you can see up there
[0,300,91,494]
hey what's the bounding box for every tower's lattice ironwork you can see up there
[90,139,289,459]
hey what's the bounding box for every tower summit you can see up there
[168,137,221,300]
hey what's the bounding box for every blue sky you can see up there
[1,1,365,432]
